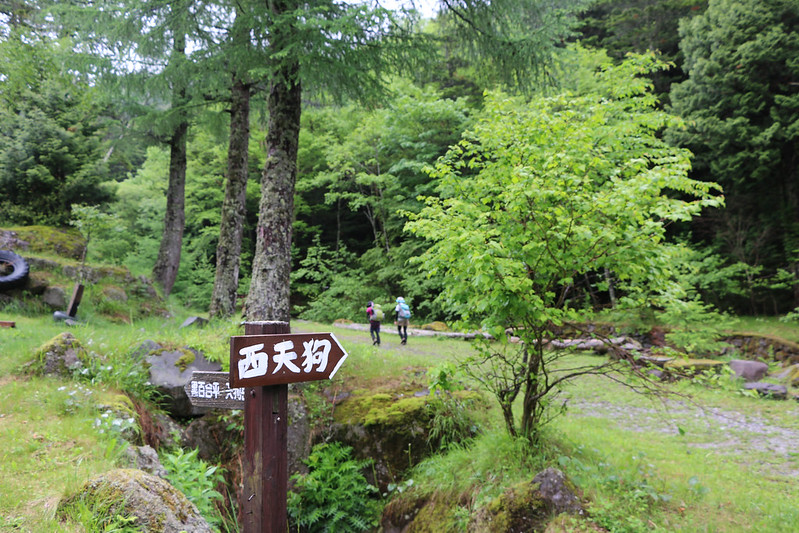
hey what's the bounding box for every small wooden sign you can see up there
[230,332,348,388]
[184,371,245,409]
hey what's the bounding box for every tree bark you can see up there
[151,25,187,297]
[244,60,301,321]
[209,75,251,318]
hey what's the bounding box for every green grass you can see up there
[725,315,799,343]
[2,312,799,531]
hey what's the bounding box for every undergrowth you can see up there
[288,442,381,532]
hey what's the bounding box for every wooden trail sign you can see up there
[229,332,348,388]
[236,321,351,533]
[184,371,245,409]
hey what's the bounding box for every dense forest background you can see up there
[1,0,798,323]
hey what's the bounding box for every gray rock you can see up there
[743,382,788,400]
[43,286,67,309]
[129,339,162,360]
[146,347,222,417]
[287,396,311,481]
[122,445,168,478]
[533,467,584,515]
[729,359,769,382]
[33,332,86,377]
[102,286,128,302]
[180,316,208,329]
[182,413,239,463]
[151,412,184,449]
[57,469,212,533]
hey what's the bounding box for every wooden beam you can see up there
[240,321,289,533]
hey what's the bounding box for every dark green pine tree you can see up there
[0,24,114,226]
[667,0,799,312]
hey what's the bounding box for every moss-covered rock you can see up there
[470,480,548,532]
[97,393,142,445]
[327,390,484,492]
[664,358,725,375]
[1,226,85,260]
[26,332,90,377]
[723,333,799,365]
[56,468,212,533]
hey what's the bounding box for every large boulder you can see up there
[42,286,67,310]
[325,389,483,492]
[728,359,769,382]
[145,347,222,418]
[57,469,212,533]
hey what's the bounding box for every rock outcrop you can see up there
[57,469,213,533]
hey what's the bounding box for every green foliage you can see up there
[667,0,799,314]
[407,52,722,440]
[0,35,115,226]
[70,205,125,268]
[780,307,799,323]
[288,442,381,533]
[58,494,140,533]
[160,447,227,530]
[434,0,588,91]
[426,363,484,451]
[558,450,673,533]
[577,0,708,102]
[293,85,472,320]
[73,347,160,405]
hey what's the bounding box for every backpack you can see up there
[398,302,411,319]
[372,304,385,321]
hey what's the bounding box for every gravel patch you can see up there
[568,397,799,478]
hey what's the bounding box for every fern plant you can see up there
[160,447,227,530]
[288,442,381,532]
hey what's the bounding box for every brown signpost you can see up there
[231,321,348,533]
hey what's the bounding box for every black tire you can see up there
[0,250,29,289]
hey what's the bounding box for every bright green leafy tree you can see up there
[407,53,723,440]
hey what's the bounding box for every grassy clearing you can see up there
[1,313,798,532]
[725,316,799,343]
[0,378,120,531]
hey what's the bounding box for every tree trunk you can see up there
[151,26,187,297]
[209,77,251,318]
[244,60,301,321]
[520,344,544,443]
[152,122,187,297]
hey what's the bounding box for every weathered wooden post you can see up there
[225,321,348,533]
[66,283,84,317]
[241,320,289,533]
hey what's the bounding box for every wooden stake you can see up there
[240,321,289,533]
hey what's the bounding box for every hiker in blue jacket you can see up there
[394,297,410,345]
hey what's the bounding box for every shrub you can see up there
[288,442,381,532]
